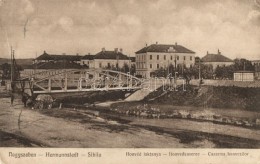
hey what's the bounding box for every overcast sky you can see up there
[0,0,260,59]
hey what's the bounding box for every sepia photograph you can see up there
[0,0,260,163]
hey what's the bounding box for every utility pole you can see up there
[10,46,13,82]
[167,60,169,76]
[182,61,184,76]
[174,55,177,86]
[116,53,119,71]
[199,59,201,80]
[34,52,37,75]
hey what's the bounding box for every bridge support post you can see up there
[48,78,51,92]
[64,72,67,91]
[118,73,122,88]
[79,78,82,91]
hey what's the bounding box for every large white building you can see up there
[135,43,195,78]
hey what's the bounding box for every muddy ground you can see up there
[0,97,259,148]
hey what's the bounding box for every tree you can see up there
[215,65,234,79]
[121,63,130,73]
[153,67,167,77]
[1,63,11,80]
[233,58,254,71]
[200,64,214,79]
[130,64,136,75]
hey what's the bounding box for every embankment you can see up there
[145,85,260,111]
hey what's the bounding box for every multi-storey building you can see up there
[81,48,131,69]
[135,43,195,78]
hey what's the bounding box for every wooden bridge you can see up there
[15,69,142,95]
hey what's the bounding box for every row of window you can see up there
[98,63,119,68]
[137,54,193,61]
[136,62,193,69]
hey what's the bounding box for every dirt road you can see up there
[0,98,259,148]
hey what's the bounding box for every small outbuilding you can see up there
[233,71,254,81]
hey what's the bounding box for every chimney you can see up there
[207,51,208,55]
[119,48,123,53]
[218,49,221,55]
[88,53,90,55]
[62,53,66,55]
[102,47,105,52]
[145,43,148,47]
[175,42,177,46]
[44,50,46,54]
[114,48,118,53]
[76,53,79,56]
[156,41,158,44]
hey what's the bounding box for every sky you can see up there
[0,0,260,59]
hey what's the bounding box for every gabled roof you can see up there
[50,55,82,61]
[94,51,129,60]
[36,51,83,61]
[201,53,233,62]
[135,44,195,54]
[81,54,95,60]
[36,52,53,60]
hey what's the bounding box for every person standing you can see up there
[22,93,27,107]
[10,92,14,106]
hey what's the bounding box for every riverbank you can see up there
[0,98,259,148]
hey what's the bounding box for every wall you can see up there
[234,72,254,82]
[92,59,131,69]
[136,52,195,78]
[203,61,233,70]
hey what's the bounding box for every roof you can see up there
[201,53,233,62]
[81,54,95,60]
[135,44,195,54]
[94,51,129,60]
[29,61,85,69]
[36,51,83,61]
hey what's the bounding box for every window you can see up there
[157,64,159,69]
[171,56,173,60]
[190,56,192,61]
[157,55,159,60]
[99,63,102,68]
[164,55,166,60]
[150,55,152,60]
[177,56,179,60]
[184,56,186,60]
[150,64,152,68]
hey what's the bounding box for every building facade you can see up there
[81,48,131,69]
[135,43,195,78]
[201,50,233,70]
[80,54,95,68]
